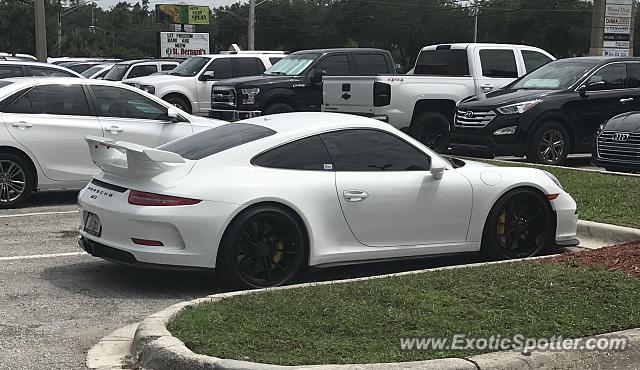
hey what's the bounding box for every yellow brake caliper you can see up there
[272,240,284,265]
[497,211,506,248]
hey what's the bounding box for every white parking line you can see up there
[0,210,78,218]
[0,252,86,261]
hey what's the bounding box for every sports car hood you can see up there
[460,89,556,109]
[603,111,640,133]
[123,74,189,86]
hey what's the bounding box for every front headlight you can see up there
[241,88,260,105]
[139,85,155,94]
[496,99,542,115]
[543,170,563,190]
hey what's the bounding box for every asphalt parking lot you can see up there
[1,191,489,370]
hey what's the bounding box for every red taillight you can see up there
[128,190,201,206]
[131,238,164,246]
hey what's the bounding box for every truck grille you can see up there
[211,87,236,107]
[455,109,496,128]
[597,131,640,162]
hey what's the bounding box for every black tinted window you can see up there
[522,50,552,72]
[160,123,275,160]
[480,49,518,78]
[6,93,32,113]
[320,129,430,171]
[627,63,640,88]
[0,65,24,78]
[161,64,177,71]
[315,54,350,75]
[587,63,626,90]
[28,66,76,77]
[29,85,90,116]
[127,65,157,78]
[414,49,469,76]
[206,58,232,79]
[92,85,168,120]
[235,58,265,77]
[253,135,332,170]
[354,54,390,74]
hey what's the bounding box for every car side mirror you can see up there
[201,70,215,81]
[310,69,327,84]
[167,108,180,123]
[579,80,605,97]
[430,159,446,180]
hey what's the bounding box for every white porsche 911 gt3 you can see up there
[78,112,578,289]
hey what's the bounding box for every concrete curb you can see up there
[577,220,640,245]
[476,157,640,178]
[131,249,640,370]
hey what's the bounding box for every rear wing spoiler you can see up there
[85,136,185,178]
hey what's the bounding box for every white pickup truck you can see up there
[322,43,555,152]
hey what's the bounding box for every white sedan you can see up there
[0,77,223,208]
[78,112,579,289]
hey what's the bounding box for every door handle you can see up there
[620,97,634,104]
[11,121,32,129]
[480,83,494,91]
[107,126,124,134]
[343,190,369,202]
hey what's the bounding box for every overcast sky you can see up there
[94,0,245,9]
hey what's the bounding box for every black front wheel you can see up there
[218,205,307,289]
[262,103,295,116]
[163,96,191,114]
[409,111,450,153]
[482,188,553,260]
[527,122,569,165]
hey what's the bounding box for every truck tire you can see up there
[526,121,569,165]
[164,96,191,114]
[409,111,450,153]
[263,103,295,116]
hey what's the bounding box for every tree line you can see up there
[0,0,626,69]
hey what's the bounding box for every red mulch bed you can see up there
[536,242,640,278]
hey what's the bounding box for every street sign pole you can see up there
[35,0,48,62]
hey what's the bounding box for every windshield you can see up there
[264,54,319,76]
[169,57,210,77]
[510,60,595,90]
[81,65,104,77]
[103,64,129,81]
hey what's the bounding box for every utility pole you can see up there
[248,0,255,50]
[473,1,479,43]
[58,0,62,56]
[35,0,48,62]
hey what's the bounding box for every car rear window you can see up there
[414,49,469,76]
[0,81,14,89]
[159,123,276,160]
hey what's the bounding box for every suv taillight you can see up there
[128,190,201,206]
[373,82,391,107]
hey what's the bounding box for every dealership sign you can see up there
[605,4,632,18]
[158,32,210,58]
[601,0,634,57]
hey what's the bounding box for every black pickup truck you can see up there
[209,48,395,121]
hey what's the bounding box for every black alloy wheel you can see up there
[483,189,552,259]
[409,111,451,153]
[527,122,569,165]
[220,206,306,289]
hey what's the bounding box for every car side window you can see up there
[320,129,430,171]
[315,54,350,75]
[587,63,627,91]
[234,58,266,77]
[205,58,232,79]
[479,49,518,78]
[28,85,91,116]
[252,135,333,171]
[91,85,168,121]
[28,66,77,77]
[522,50,553,73]
[626,63,640,88]
[5,93,32,114]
[354,53,390,75]
[161,63,177,71]
[269,57,283,65]
[127,65,158,79]
[0,65,24,78]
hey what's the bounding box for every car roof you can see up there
[0,60,70,67]
[2,76,136,88]
[422,43,551,50]
[551,56,640,63]
[240,112,389,135]
[291,48,388,55]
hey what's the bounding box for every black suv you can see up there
[452,57,640,165]
[209,48,395,121]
